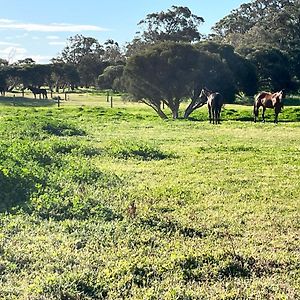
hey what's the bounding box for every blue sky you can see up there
[0,0,246,64]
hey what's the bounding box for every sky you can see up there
[0,0,247,64]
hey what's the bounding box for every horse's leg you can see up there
[213,108,217,124]
[274,107,280,123]
[262,106,266,123]
[253,103,258,122]
[208,104,212,123]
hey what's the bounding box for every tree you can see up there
[15,58,36,66]
[102,39,124,64]
[123,42,235,119]
[137,6,204,44]
[55,35,111,87]
[77,56,107,87]
[59,34,104,65]
[196,41,258,96]
[244,47,293,91]
[50,62,80,92]
[0,59,9,67]
[289,49,300,86]
[125,38,148,58]
[183,52,235,118]
[98,65,124,92]
[211,0,299,52]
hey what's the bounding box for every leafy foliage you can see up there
[124,41,236,119]
[137,6,204,43]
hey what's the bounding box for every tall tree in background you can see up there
[102,39,125,64]
[57,34,105,86]
[59,34,103,65]
[241,47,293,91]
[211,0,297,50]
[211,0,299,90]
[126,6,205,57]
[137,6,204,43]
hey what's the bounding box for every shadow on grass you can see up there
[0,96,56,107]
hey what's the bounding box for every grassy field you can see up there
[0,95,299,299]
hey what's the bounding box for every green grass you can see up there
[0,98,299,299]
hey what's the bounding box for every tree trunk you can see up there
[141,100,168,119]
[155,106,168,119]
[169,99,180,119]
[184,97,206,118]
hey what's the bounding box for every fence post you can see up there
[110,96,113,108]
[106,91,109,102]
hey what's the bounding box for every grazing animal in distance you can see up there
[253,90,285,123]
[0,84,6,96]
[199,88,224,124]
[27,85,48,99]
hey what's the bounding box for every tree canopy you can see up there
[137,6,204,44]
[212,0,299,50]
[124,42,236,119]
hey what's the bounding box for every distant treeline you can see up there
[1,1,299,118]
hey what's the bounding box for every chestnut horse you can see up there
[253,90,285,123]
[200,88,223,124]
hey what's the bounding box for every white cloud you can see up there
[0,19,15,23]
[0,19,107,32]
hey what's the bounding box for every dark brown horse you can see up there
[253,90,285,123]
[27,85,48,99]
[200,88,223,124]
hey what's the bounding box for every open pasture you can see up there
[0,98,299,299]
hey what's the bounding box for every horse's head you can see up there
[199,88,211,103]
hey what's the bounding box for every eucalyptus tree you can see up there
[50,61,80,92]
[102,39,125,64]
[123,41,235,119]
[56,34,105,87]
[244,47,293,91]
[97,65,125,92]
[212,0,299,52]
[126,6,205,58]
[196,41,258,96]
[137,6,204,43]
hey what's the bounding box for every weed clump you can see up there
[107,140,173,160]
[42,121,86,136]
